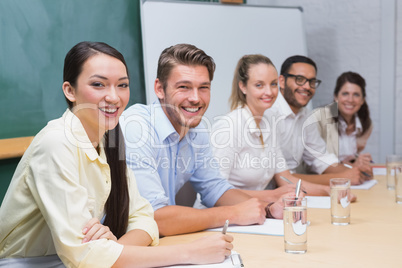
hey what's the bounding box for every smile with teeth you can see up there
[344,105,355,109]
[261,97,273,102]
[182,107,201,113]
[296,90,311,97]
[100,107,118,114]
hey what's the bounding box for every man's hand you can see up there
[231,198,266,226]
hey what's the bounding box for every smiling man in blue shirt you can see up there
[120,44,293,236]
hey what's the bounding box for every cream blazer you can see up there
[313,103,373,158]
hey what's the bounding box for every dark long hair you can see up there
[333,71,371,136]
[63,41,129,238]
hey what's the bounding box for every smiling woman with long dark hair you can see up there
[316,71,373,173]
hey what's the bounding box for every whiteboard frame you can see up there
[140,0,307,122]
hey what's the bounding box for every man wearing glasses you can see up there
[271,55,370,185]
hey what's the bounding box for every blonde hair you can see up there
[229,54,275,111]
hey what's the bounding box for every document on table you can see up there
[305,196,331,209]
[163,251,243,268]
[207,218,284,236]
[373,167,386,175]
[350,179,378,189]
[207,197,334,235]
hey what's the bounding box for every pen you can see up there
[222,219,229,234]
[279,175,292,184]
[295,179,302,198]
[355,153,375,164]
[279,176,307,194]
[238,253,244,267]
[343,163,372,178]
[343,163,353,169]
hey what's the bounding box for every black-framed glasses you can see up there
[283,73,321,89]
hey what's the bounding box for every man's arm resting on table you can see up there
[155,189,266,236]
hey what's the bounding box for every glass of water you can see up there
[386,155,402,190]
[330,178,351,225]
[283,197,307,254]
[395,164,402,204]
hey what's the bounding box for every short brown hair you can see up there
[156,43,216,90]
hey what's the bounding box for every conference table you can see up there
[159,174,402,267]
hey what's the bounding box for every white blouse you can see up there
[338,115,362,161]
[211,106,288,190]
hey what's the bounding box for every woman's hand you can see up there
[82,218,117,243]
[269,190,305,219]
[186,233,234,265]
[271,184,297,200]
[352,153,373,177]
[340,166,365,185]
[349,192,357,203]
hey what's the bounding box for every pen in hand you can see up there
[295,179,302,198]
[343,163,371,178]
[279,176,307,194]
[355,153,375,164]
[222,219,229,234]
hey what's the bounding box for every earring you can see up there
[242,91,246,95]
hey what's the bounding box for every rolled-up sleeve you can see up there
[190,133,234,208]
[301,115,339,174]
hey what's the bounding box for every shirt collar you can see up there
[274,93,310,119]
[274,93,299,118]
[339,115,363,135]
[152,100,198,142]
[63,109,107,163]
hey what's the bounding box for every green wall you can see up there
[0,0,145,201]
[0,0,244,202]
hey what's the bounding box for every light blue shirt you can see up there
[120,102,233,211]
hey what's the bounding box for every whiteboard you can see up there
[141,0,307,121]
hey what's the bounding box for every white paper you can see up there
[207,218,284,236]
[163,251,241,268]
[373,167,386,175]
[305,196,331,209]
[350,179,378,189]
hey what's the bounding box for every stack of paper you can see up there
[207,218,284,236]
[164,251,242,268]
